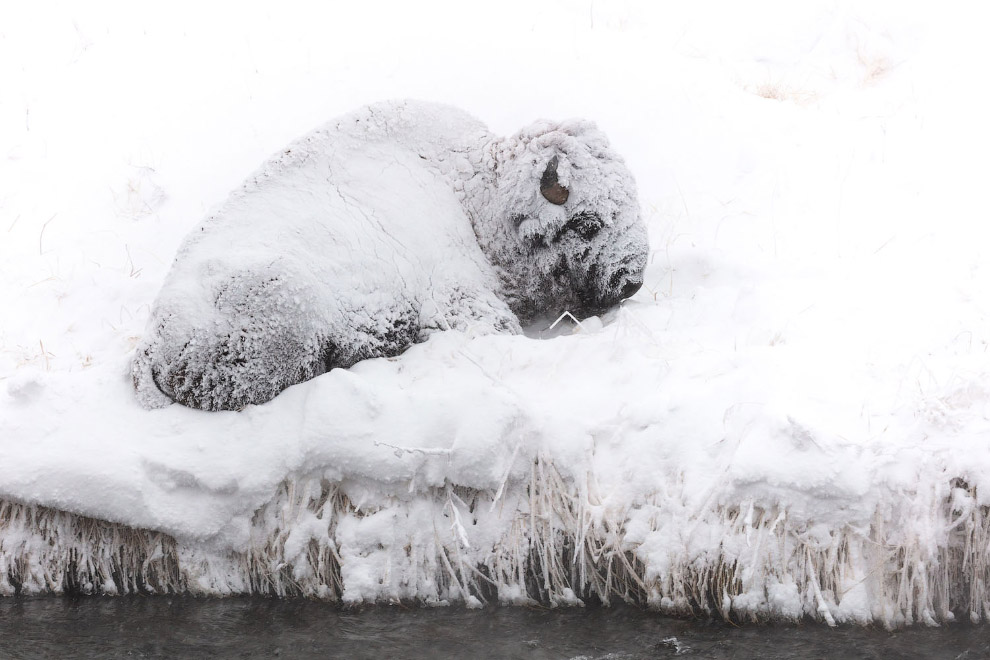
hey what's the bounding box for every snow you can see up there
[2,0,990,627]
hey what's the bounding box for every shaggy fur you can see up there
[132,101,649,411]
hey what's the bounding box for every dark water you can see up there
[0,598,987,660]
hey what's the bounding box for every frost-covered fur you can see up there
[476,118,647,322]
[132,101,648,411]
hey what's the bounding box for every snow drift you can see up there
[4,0,990,631]
[6,321,990,629]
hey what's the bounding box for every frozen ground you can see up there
[2,1,990,627]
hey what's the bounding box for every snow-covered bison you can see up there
[133,101,649,411]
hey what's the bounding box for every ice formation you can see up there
[131,101,648,411]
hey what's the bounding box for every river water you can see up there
[0,598,986,659]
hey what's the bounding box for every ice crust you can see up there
[3,0,990,628]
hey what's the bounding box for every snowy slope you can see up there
[3,1,990,627]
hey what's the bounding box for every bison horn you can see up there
[540,155,569,205]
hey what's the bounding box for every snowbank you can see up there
[3,1,990,628]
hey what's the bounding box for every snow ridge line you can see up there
[0,463,985,628]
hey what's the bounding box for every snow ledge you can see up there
[1,463,984,629]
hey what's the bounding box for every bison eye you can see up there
[563,212,604,240]
[540,156,569,205]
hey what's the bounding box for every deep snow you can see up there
[3,0,990,627]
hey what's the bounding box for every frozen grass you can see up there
[2,461,987,629]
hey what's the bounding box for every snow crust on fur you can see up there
[132,101,647,410]
[474,118,648,322]
[131,102,511,410]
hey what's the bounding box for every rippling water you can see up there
[0,598,986,659]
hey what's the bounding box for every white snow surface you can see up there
[3,0,990,625]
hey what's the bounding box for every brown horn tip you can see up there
[540,155,569,205]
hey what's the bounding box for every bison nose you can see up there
[620,278,643,300]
